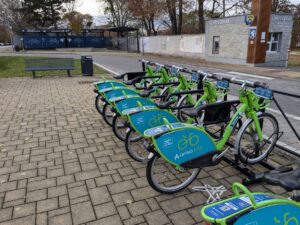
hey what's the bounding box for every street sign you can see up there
[249,27,257,40]
[245,14,255,26]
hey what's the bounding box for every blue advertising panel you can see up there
[154,128,216,165]
[234,204,300,225]
[129,109,178,135]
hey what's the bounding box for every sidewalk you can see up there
[0,75,297,225]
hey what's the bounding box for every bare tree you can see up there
[0,0,27,32]
[99,0,131,27]
[127,0,163,36]
[272,0,291,12]
[165,0,185,34]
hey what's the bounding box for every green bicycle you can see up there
[144,78,279,193]
[124,70,233,163]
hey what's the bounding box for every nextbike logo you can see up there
[274,212,299,225]
[148,114,164,127]
[163,138,173,148]
[174,133,203,161]
[178,133,199,150]
[137,116,144,124]
[121,103,128,108]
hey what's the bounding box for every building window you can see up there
[212,36,220,54]
[267,33,281,52]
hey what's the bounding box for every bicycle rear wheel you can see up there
[112,114,128,141]
[236,112,279,165]
[146,155,200,194]
[125,129,148,162]
[102,103,114,126]
[95,94,103,115]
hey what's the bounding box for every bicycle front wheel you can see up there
[112,114,128,141]
[146,155,200,194]
[236,112,279,165]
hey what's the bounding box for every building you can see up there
[205,13,294,67]
[140,12,294,67]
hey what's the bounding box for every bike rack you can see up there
[139,60,300,186]
[222,87,300,186]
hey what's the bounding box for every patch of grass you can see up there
[288,54,300,67]
[0,56,108,78]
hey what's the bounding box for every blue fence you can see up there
[23,35,105,49]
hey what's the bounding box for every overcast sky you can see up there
[77,0,300,17]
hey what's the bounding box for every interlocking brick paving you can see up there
[0,76,297,225]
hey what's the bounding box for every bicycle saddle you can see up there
[156,100,176,109]
[123,76,142,85]
[264,168,300,191]
[139,89,155,97]
[181,105,205,117]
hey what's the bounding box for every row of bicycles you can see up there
[93,60,300,225]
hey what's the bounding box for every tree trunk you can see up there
[143,19,151,36]
[222,0,226,17]
[150,16,157,35]
[178,0,183,34]
[166,0,177,34]
[198,0,204,33]
[211,0,216,18]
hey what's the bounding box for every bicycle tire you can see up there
[125,129,147,162]
[112,114,128,141]
[236,112,279,165]
[95,94,103,115]
[102,103,114,126]
[146,154,201,194]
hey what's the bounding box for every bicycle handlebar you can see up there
[230,77,266,88]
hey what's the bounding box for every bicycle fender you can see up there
[128,110,178,135]
[153,128,216,166]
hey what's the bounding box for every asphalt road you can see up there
[1,51,300,117]
[91,53,300,118]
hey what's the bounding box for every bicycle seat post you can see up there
[292,190,300,202]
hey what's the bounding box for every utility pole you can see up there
[246,0,272,64]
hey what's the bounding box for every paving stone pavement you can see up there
[0,76,297,225]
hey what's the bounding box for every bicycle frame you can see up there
[145,85,268,168]
[215,87,264,151]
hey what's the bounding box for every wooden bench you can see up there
[25,58,75,78]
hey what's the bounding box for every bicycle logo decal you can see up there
[174,133,202,161]
[274,212,299,225]
[178,133,199,151]
[148,114,164,127]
